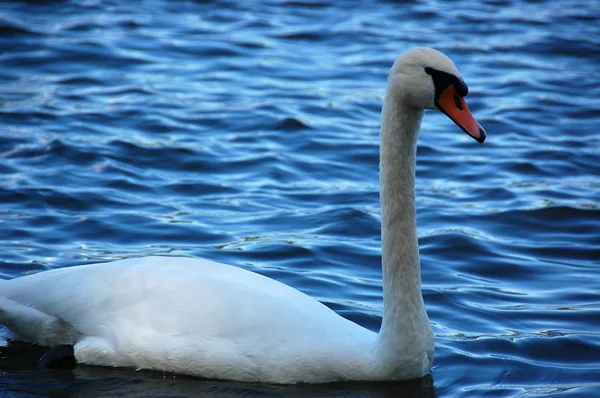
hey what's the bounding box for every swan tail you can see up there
[0,294,78,347]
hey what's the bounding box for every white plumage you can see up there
[1,257,374,383]
[0,48,485,383]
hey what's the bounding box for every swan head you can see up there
[389,47,486,143]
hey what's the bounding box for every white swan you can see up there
[0,48,485,384]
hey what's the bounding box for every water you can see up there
[1,0,599,396]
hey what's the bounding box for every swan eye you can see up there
[424,67,469,98]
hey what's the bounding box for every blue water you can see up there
[1,0,599,397]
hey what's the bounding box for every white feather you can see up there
[0,48,478,383]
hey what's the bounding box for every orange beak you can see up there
[436,85,486,143]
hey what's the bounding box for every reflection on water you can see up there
[0,339,437,398]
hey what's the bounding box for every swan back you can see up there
[0,257,377,383]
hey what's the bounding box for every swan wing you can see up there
[0,256,374,382]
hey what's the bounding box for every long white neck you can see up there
[372,85,434,378]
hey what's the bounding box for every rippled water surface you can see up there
[1,0,599,397]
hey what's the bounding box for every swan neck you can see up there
[374,88,433,376]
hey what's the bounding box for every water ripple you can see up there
[1,0,599,396]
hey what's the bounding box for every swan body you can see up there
[0,48,485,383]
[0,257,376,383]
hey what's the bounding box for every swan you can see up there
[0,48,485,384]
